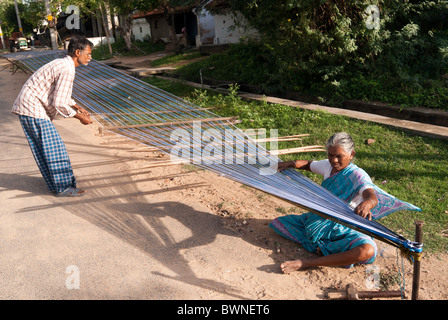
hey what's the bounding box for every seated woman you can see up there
[270,132,378,273]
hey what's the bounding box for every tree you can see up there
[229,0,448,93]
[106,0,158,51]
[229,0,387,86]
[2,1,35,35]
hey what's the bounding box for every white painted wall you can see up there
[213,13,259,44]
[86,36,115,47]
[132,18,152,41]
[195,8,215,46]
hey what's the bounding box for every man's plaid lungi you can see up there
[19,115,76,194]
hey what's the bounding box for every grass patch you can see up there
[144,76,198,98]
[173,43,276,92]
[92,38,165,61]
[150,51,203,68]
[143,76,448,253]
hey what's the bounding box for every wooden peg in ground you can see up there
[326,283,405,300]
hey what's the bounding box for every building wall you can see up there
[132,18,151,41]
[195,8,215,46]
[150,16,171,42]
[213,12,259,45]
[131,8,259,47]
[87,36,115,47]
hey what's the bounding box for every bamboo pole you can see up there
[271,145,326,155]
[128,136,312,152]
[92,107,215,116]
[104,116,238,130]
[130,143,325,156]
[142,145,326,168]
[254,137,304,142]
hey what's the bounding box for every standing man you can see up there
[12,35,93,197]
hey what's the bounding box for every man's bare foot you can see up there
[56,187,86,197]
[280,260,304,274]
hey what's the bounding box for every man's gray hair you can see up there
[326,132,355,154]
[67,35,93,56]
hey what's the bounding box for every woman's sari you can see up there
[269,163,421,266]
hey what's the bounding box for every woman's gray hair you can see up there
[326,132,355,154]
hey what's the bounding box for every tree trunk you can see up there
[99,3,113,55]
[119,14,132,51]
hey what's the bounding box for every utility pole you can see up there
[0,21,5,50]
[44,0,58,50]
[14,0,23,36]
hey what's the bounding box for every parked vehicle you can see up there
[9,32,30,52]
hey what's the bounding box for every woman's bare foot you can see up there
[280,244,376,274]
[280,260,304,274]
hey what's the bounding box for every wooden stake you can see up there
[411,220,424,300]
[271,145,326,155]
[254,137,304,142]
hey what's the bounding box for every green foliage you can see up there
[210,0,448,110]
[106,0,158,15]
[175,41,285,93]
[230,0,387,85]
[1,1,35,35]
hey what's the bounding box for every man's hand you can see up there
[78,107,90,117]
[73,105,90,117]
[74,112,93,125]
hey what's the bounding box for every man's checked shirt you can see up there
[12,55,77,121]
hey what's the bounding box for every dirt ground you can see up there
[105,53,448,300]
[1,53,447,300]
[112,139,448,300]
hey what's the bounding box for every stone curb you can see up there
[343,100,448,128]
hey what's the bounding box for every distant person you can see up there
[12,35,93,197]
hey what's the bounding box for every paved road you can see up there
[0,59,196,299]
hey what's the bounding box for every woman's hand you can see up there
[354,201,373,220]
[277,160,311,172]
[277,161,295,172]
[354,189,378,220]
